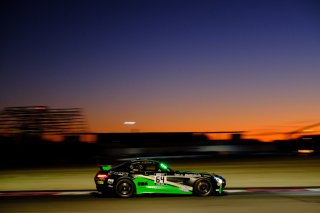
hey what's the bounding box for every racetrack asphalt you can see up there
[1,156,320,213]
[1,156,319,191]
[1,191,320,213]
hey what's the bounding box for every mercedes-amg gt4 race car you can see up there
[94,159,226,198]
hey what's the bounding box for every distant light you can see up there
[297,150,314,154]
[124,121,136,125]
[33,106,47,110]
[303,129,313,133]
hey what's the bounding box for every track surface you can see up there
[1,192,320,213]
[1,156,320,191]
[1,156,320,212]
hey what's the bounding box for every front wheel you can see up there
[194,179,213,196]
[115,179,135,198]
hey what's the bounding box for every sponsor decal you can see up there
[110,171,129,176]
[107,179,114,184]
[184,174,201,178]
[180,187,190,192]
[138,182,148,186]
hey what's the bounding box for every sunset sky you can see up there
[1,0,320,141]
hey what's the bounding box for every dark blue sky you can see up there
[1,0,320,140]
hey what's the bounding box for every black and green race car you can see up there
[94,159,226,198]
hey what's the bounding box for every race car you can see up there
[94,159,226,198]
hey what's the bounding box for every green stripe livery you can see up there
[133,177,192,195]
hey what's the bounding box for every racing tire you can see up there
[193,179,213,197]
[115,179,135,198]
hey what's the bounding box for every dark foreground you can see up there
[1,191,320,213]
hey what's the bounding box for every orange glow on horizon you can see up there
[85,106,320,142]
[297,149,314,154]
[87,120,320,142]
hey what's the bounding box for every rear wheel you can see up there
[194,179,213,196]
[115,179,135,198]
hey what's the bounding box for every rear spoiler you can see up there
[99,165,112,171]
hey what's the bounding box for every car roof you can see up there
[130,159,159,163]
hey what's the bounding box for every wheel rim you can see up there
[118,182,132,195]
[197,181,210,194]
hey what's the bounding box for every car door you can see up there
[154,162,193,194]
[132,161,159,194]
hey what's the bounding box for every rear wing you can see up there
[99,165,112,171]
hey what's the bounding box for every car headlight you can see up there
[214,176,223,184]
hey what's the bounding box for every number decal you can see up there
[154,173,167,184]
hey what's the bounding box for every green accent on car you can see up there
[160,163,168,170]
[133,176,192,195]
[101,165,112,171]
[219,185,223,194]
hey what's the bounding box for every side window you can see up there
[144,163,156,172]
[129,161,158,174]
[129,163,143,173]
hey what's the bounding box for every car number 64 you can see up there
[154,175,167,184]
